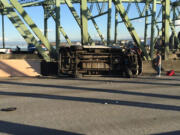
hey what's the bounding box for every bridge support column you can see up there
[162,0,170,60]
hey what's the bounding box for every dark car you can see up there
[28,42,47,53]
[28,44,36,53]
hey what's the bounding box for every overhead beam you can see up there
[88,11,108,20]
[21,0,162,7]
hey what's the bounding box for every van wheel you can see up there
[125,67,132,78]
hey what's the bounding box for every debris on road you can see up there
[0,107,17,112]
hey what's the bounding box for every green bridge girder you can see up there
[1,0,51,61]
[172,1,180,7]
[0,0,179,61]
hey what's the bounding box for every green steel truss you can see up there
[0,0,179,61]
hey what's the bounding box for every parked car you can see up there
[28,42,47,53]
[28,43,36,53]
[0,48,12,54]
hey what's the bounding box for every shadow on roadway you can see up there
[0,81,180,101]
[38,75,180,83]
[0,120,83,135]
[152,130,180,135]
[1,90,180,112]
[38,76,180,86]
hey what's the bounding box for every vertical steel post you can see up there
[114,8,118,44]
[173,6,176,26]
[162,0,170,60]
[144,1,149,47]
[150,0,156,59]
[44,18,48,38]
[171,6,176,50]
[80,0,88,45]
[56,0,61,59]
[107,0,112,46]
[2,12,5,48]
[44,6,48,38]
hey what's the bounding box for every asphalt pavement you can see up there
[0,75,180,135]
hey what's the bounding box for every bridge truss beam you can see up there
[0,0,179,61]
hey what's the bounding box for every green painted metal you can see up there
[1,0,51,61]
[162,0,170,60]
[125,2,131,13]
[172,1,180,7]
[87,9,106,45]
[135,2,142,16]
[112,0,150,60]
[44,16,48,38]
[7,14,51,61]
[118,15,151,23]
[43,5,48,38]
[80,0,88,45]
[6,10,32,44]
[9,0,53,53]
[96,1,106,14]
[64,0,82,32]
[1,12,5,48]
[144,1,149,47]
[88,11,108,20]
[177,8,180,15]
[20,0,162,6]
[171,7,176,49]
[21,0,44,7]
[56,0,61,59]
[0,0,178,62]
[107,0,112,46]
[65,0,94,45]
[169,19,180,49]
[59,26,72,45]
[173,6,176,25]
[141,2,146,16]
[114,8,118,44]
[155,6,162,21]
[46,5,72,45]
[52,15,72,45]
[150,0,156,59]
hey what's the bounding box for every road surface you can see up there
[0,75,180,135]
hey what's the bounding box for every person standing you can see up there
[155,51,161,77]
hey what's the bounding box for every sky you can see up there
[0,1,180,47]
